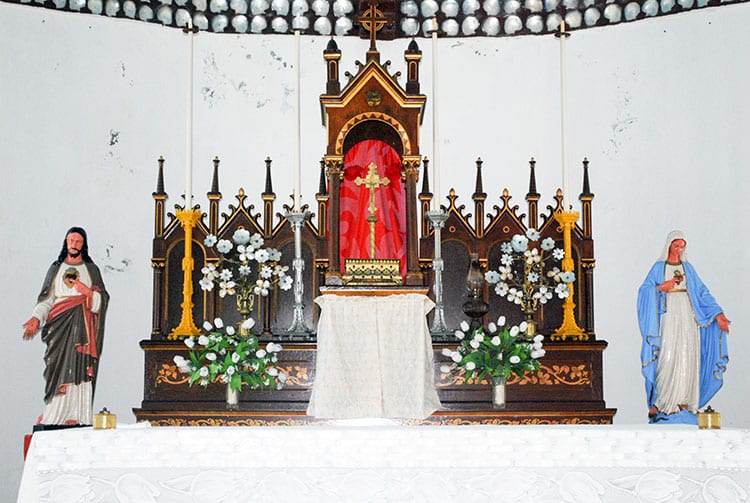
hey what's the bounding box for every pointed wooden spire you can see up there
[421,156,431,195]
[527,156,539,198]
[581,157,593,197]
[317,157,327,196]
[263,156,274,196]
[473,157,485,199]
[208,156,220,196]
[154,156,165,196]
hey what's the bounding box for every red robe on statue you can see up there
[339,139,406,279]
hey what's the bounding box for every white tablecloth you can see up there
[18,424,750,502]
[307,293,441,419]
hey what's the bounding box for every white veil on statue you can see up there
[657,230,688,262]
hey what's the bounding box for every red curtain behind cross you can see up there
[339,139,406,279]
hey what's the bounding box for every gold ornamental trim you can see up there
[343,258,403,286]
[334,112,411,156]
[438,363,591,387]
[156,363,312,387]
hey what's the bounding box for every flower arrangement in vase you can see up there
[200,228,293,323]
[484,228,575,337]
[442,317,545,409]
[173,317,288,409]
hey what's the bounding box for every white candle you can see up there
[294,20,302,210]
[559,20,569,211]
[431,23,441,211]
[185,19,194,209]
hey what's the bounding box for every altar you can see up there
[19,424,750,501]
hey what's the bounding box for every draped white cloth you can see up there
[18,424,750,502]
[307,293,441,420]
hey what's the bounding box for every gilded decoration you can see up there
[334,112,411,156]
[438,363,590,387]
[365,89,382,107]
[157,363,311,387]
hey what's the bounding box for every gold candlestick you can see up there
[168,207,202,340]
[551,209,587,341]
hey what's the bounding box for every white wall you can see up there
[2,3,749,500]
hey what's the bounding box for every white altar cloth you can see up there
[307,293,441,419]
[18,424,750,502]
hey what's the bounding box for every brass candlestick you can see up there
[168,207,202,340]
[551,209,586,341]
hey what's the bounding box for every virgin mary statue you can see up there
[637,230,730,424]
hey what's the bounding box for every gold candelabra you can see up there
[168,207,202,340]
[551,209,586,341]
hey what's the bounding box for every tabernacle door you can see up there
[339,139,406,279]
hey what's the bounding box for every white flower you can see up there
[527,272,539,283]
[206,352,217,361]
[555,283,570,298]
[238,265,252,276]
[525,228,541,241]
[511,234,529,252]
[260,265,273,279]
[519,321,528,332]
[541,237,555,251]
[465,361,476,371]
[491,336,501,346]
[232,228,251,245]
[249,233,264,248]
[267,367,279,376]
[274,264,289,276]
[552,248,565,260]
[455,330,465,340]
[488,322,497,333]
[268,248,282,261]
[237,245,253,261]
[219,280,236,298]
[173,355,186,366]
[184,337,195,349]
[219,269,233,281]
[198,335,209,346]
[232,352,241,363]
[201,263,219,278]
[279,276,293,290]
[440,364,452,374]
[242,318,256,330]
[451,352,462,363]
[507,288,523,304]
[220,374,229,383]
[213,318,224,329]
[470,339,480,349]
[442,348,453,357]
[548,266,562,281]
[474,332,485,343]
[510,325,520,337]
[255,249,270,263]
[500,254,513,266]
[199,277,215,291]
[500,242,513,253]
[204,234,218,247]
[256,349,267,358]
[495,283,509,297]
[509,355,521,364]
[497,316,506,327]
[199,366,209,377]
[226,326,235,336]
[202,321,213,331]
[533,334,544,344]
[531,349,545,359]
[216,239,233,254]
[460,321,470,332]
[524,248,541,265]
[267,342,282,353]
[278,372,288,383]
[485,270,501,284]
[560,271,576,283]
[226,365,235,375]
[253,279,270,296]
[498,265,513,280]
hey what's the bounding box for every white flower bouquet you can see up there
[441,317,546,382]
[173,317,288,392]
[484,228,575,319]
[200,228,293,301]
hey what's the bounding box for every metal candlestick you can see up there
[427,209,452,339]
[284,210,314,339]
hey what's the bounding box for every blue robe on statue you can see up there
[637,261,728,424]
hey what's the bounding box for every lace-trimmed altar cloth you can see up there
[307,293,441,419]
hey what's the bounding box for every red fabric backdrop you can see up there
[339,140,406,278]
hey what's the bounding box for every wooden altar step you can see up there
[134,340,616,426]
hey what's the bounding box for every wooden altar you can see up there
[134,3,615,425]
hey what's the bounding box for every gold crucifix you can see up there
[356,0,390,60]
[355,162,390,259]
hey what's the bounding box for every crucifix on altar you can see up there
[355,162,390,259]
